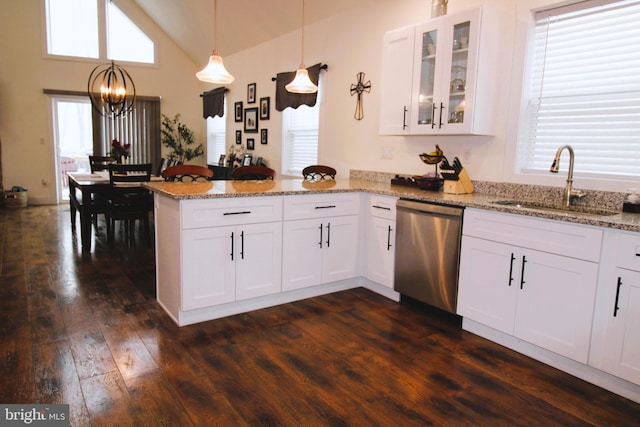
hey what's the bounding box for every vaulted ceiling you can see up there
[133,0,379,65]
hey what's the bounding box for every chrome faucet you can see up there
[549,145,585,206]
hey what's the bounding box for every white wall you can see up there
[0,0,206,204]
[221,0,520,181]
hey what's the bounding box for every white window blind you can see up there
[207,114,226,164]
[281,103,319,176]
[519,0,640,180]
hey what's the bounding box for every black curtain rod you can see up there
[199,88,229,97]
[271,63,328,81]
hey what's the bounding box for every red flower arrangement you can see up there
[110,139,131,161]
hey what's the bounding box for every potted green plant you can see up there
[161,114,204,163]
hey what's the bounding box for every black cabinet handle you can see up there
[315,205,336,210]
[230,232,234,261]
[403,106,408,130]
[240,230,244,260]
[326,222,331,248]
[223,210,251,216]
[614,276,622,317]
[520,255,527,289]
[372,205,391,211]
[508,253,515,287]
[318,224,323,248]
[438,102,444,129]
[387,225,392,251]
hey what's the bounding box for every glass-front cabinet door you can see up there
[410,8,480,134]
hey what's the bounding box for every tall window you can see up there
[281,80,321,176]
[207,114,227,165]
[517,0,640,181]
[44,0,155,64]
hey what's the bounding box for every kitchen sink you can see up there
[491,200,619,217]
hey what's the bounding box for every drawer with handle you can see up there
[284,193,360,221]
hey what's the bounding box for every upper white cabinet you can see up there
[379,25,415,135]
[458,209,602,363]
[379,6,508,135]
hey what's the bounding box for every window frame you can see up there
[41,0,157,66]
[508,0,640,192]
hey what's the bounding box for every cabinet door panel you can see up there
[379,25,415,135]
[514,250,598,363]
[457,236,518,333]
[236,222,283,301]
[323,216,359,284]
[603,269,640,385]
[367,216,395,288]
[282,218,323,291]
[182,227,235,310]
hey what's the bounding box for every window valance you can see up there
[202,87,227,119]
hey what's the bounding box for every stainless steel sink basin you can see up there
[491,200,618,217]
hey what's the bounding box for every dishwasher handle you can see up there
[397,199,463,217]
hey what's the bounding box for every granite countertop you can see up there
[144,177,640,233]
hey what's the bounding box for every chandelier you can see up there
[88,61,136,118]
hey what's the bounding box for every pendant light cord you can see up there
[300,0,305,66]
[214,0,219,55]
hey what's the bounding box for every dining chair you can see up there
[302,165,337,180]
[162,164,214,182]
[232,165,276,180]
[106,163,153,247]
[89,155,116,173]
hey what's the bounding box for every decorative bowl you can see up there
[419,154,443,165]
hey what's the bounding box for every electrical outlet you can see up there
[462,149,471,163]
[381,147,393,160]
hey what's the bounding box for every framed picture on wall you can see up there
[261,128,268,145]
[244,107,258,133]
[247,83,256,103]
[259,97,270,120]
[235,130,242,144]
[247,138,255,151]
[234,101,243,122]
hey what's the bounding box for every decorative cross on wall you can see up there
[350,72,371,120]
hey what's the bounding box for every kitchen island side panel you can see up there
[154,194,183,323]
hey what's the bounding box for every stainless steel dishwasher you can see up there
[394,199,464,313]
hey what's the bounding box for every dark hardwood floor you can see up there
[1,205,639,426]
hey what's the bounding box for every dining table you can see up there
[68,171,162,252]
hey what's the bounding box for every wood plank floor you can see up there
[1,205,639,426]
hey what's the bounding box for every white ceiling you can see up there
[133,0,377,65]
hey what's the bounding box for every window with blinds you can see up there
[518,0,640,180]
[281,103,320,176]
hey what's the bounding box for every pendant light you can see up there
[88,60,136,118]
[286,0,317,94]
[196,0,234,84]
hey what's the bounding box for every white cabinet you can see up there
[182,222,283,310]
[180,197,283,311]
[591,231,640,385]
[282,193,360,291]
[379,25,415,135]
[379,6,508,135]
[458,209,602,363]
[365,195,397,288]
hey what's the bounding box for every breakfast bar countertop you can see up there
[143,178,640,233]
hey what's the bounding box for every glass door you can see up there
[416,29,438,129]
[447,21,470,125]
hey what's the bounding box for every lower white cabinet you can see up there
[591,231,640,385]
[282,193,360,291]
[282,215,359,291]
[182,222,282,310]
[365,195,397,288]
[458,209,601,363]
